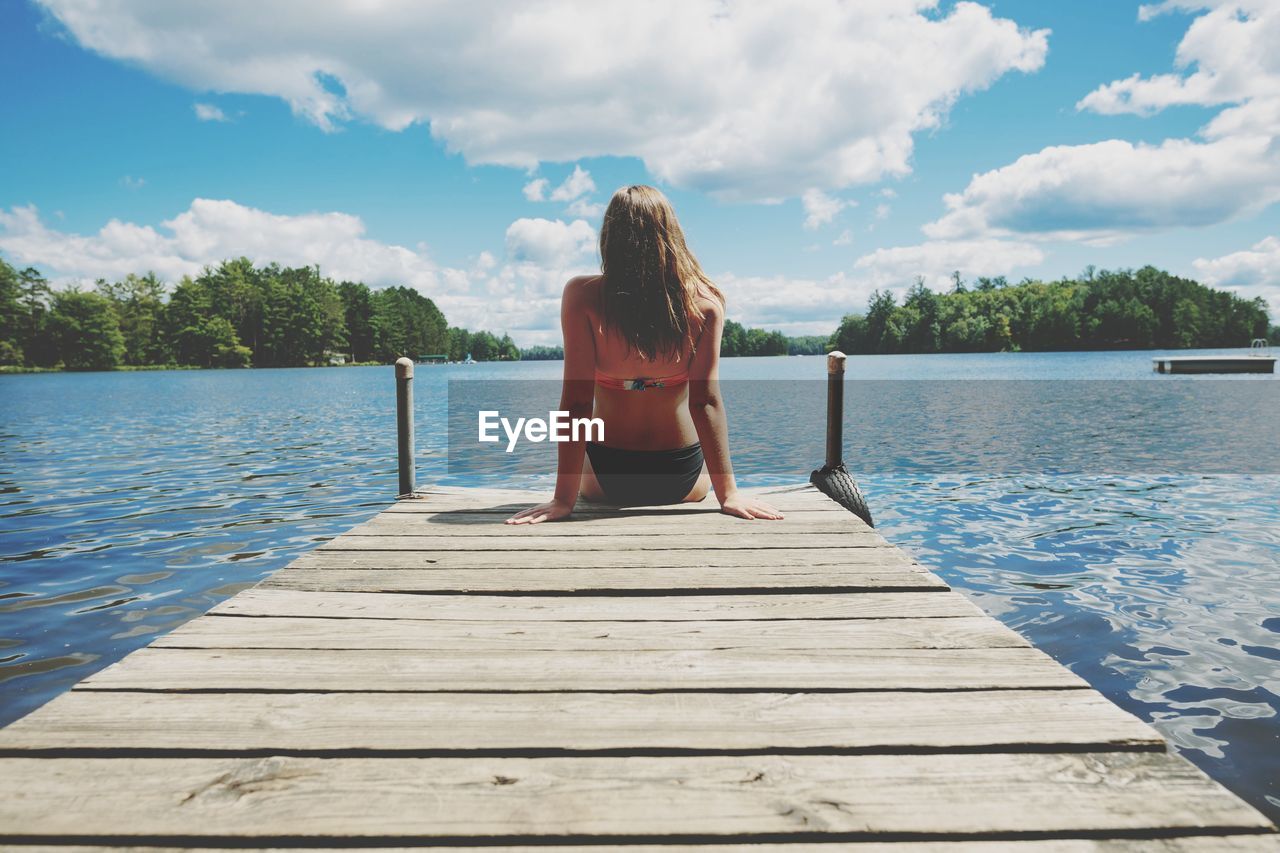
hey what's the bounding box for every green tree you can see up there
[448,326,471,361]
[338,281,376,362]
[98,272,168,364]
[201,259,265,357]
[47,290,126,370]
[787,335,828,355]
[372,286,448,361]
[521,344,564,360]
[260,265,346,366]
[720,319,747,357]
[0,256,23,364]
[18,266,53,366]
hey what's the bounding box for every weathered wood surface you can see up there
[0,484,1273,848]
[214,588,982,619]
[11,840,1278,852]
[0,753,1271,839]
[350,514,881,534]
[294,546,914,566]
[153,614,1028,650]
[77,646,1085,692]
[262,566,947,593]
[0,689,1158,754]
[320,533,888,549]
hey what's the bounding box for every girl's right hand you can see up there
[719,493,784,520]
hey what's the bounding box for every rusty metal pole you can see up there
[825,350,846,468]
[809,350,873,527]
[395,357,416,498]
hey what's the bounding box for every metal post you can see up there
[395,357,416,498]
[825,350,846,468]
[809,350,872,527]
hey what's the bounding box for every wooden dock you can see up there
[1152,355,1275,373]
[1,484,1275,849]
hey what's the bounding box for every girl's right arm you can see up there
[687,299,783,521]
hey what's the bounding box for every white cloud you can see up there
[504,217,596,269]
[522,178,549,202]
[475,217,599,342]
[0,199,454,294]
[0,197,1052,346]
[566,197,605,220]
[925,136,1279,244]
[833,229,853,246]
[548,165,595,203]
[713,238,1044,335]
[928,2,1280,242]
[874,203,890,221]
[193,102,228,122]
[717,271,874,335]
[37,0,1048,200]
[801,189,847,230]
[853,239,1044,290]
[526,165,604,220]
[1081,2,1278,120]
[119,175,145,190]
[0,200,603,344]
[1193,236,1280,316]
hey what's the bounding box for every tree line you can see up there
[517,326,826,360]
[831,267,1271,355]
[0,256,518,370]
[4,256,1271,371]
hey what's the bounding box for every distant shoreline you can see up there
[4,345,1271,375]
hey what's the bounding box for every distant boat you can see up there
[1153,339,1274,374]
[462,353,476,365]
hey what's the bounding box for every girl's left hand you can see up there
[505,498,573,525]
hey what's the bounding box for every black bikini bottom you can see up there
[585,442,705,506]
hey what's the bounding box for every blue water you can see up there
[1,348,1277,820]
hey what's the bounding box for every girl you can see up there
[507,185,782,524]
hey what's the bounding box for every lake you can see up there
[2,348,1278,820]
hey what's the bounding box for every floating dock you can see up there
[1,484,1275,848]
[1153,355,1275,373]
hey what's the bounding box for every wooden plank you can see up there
[76,647,1085,692]
[384,486,856,516]
[384,501,853,517]
[403,485,840,505]
[320,533,887,550]
[211,589,983,620]
[0,689,1158,754]
[152,615,1028,650]
[261,567,946,593]
[350,514,880,535]
[288,547,917,568]
[13,839,1280,852]
[0,753,1270,839]
[13,840,1280,852]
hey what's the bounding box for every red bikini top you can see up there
[594,370,690,391]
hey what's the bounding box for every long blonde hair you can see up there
[598,185,724,361]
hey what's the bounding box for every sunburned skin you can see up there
[506,274,783,524]
[506,184,783,525]
[579,274,704,453]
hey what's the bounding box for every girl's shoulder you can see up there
[694,284,724,319]
[563,274,603,304]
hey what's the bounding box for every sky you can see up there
[1,0,1278,345]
